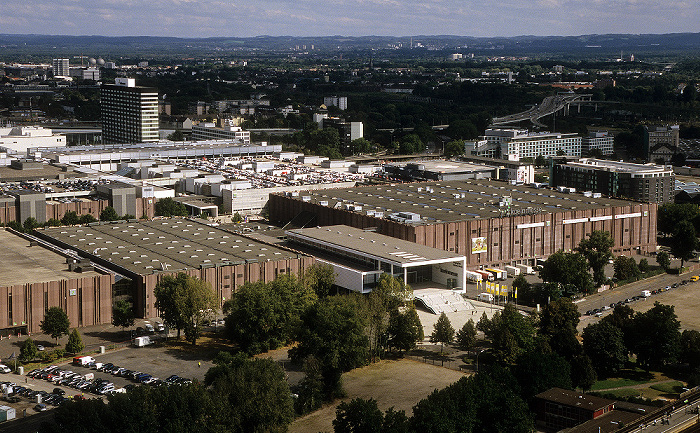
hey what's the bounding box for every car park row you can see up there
[584,278,694,317]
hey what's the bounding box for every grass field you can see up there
[650,381,685,394]
[289,358,466,433]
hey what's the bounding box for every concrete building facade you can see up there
[467,129,582,160]
[101,78,159,144]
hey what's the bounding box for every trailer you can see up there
[133,336,152,347]
[505,265,521,277]
[477,292,494,302]
[485,268,507,280]
[474,270,494,282]
[516,264,535,275]
[465,270,483,282]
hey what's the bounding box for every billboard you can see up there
[471,237,487,254]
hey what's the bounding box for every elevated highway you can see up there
[491,93,592,127]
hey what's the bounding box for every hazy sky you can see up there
[0,0,696,38]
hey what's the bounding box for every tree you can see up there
[681,330,700,369]
[444,140,465,158]
[638,258,650,273]
[366,274,413,360]
[100,206,120,222]
[430,312,455,353]
[154,273,218,344]
[657,203,699,236]
[40,307,70,345]
[387,307,423,353]
[45,218,62,227]
[79,214,97,224]
[154,197,188,217]
[350,137,374,154]
[671,220,698,269]
[333,398,384,433]
[582,321,627,376]
[538,298,581,361]
[304,262,336,298]
[295,355,325,415]
[65,329,85,354]
[656,251,671,271]
[540,250,593,295]
[112,299,135,331]
[167,130,185,141]
[20,337,38,362]
[291,295,369,398]
[481,303,536,364]
[398,134,423,155]
[629,302,681,369]
[455,319,477,351]
[535,155,547,167]
[511,275,530,301]
[23,217,40,232]
[570,354,597,391]
[576,230,614,286]
[232,212,243,223]
[613,255,640,281]
[514,350,572,400]
[61,210,79,226]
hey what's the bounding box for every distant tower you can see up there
[630,53,634,62]
[101,78,159,144]
[52,58,70,77]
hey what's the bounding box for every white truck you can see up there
[134,336,152,347]
[465,270,483,282]
[477,292,494,303]
[641,290,651,298]
[516,264,535,275]
[505,265,521,277]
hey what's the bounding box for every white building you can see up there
[52,58,70,77]
[466,128,581,160]
[0,126,66,155]
[323,96,347,110]
[191,122,251,144]
[581,131,614,156]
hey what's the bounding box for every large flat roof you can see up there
[41,219,300,276]
[287,179,636,224]
[388,160,496,174]
[287,225,465,266]
[0,229,101,286]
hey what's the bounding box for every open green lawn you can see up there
[594,388,642,399]
[590,368,665,391]
[649,381,685,394]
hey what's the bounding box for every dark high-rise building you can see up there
[101,78,158,144]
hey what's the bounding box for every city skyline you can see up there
[0,0,695,39]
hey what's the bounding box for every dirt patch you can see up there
[289,358,466,433]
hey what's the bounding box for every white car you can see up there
[0,364,11,373]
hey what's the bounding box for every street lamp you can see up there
[476,349,487,372]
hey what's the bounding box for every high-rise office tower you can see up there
[52,58,70,77]
[101,78,159,144]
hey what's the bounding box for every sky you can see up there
[0,0,696,38]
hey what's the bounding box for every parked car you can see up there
[34,403,47,412]
[0,364,11,373]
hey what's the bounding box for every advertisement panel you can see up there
[471,237,487,254]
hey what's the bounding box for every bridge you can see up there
[491,93,592,128]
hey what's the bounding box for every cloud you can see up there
[0,0,696,37]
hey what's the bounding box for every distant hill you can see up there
[2,33,700,59]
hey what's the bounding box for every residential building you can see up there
[191,121,251,143]
[466,128,581,160]
[322,117,363,151]
[52,58,70,77]
[550,158,674,204]
[323,96,347,110]
[581,131,614,156]
[644,125,679,162]
[534,388,615,431]
[100,78,159,144]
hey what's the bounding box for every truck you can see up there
[504,265,521,277]
[474,270,494,282]
[133,336,152,347]
[641,290,651,298]
[73,356,95,366]
[465,270,483,283]
[516,264,535,275]
[477,292,494,303]
[485,268,507,280]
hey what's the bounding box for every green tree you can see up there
[657,203,699,236]
[681,330,700,370]
[582,321,627,376]
[333,398,384,433]
[398,134,423,155]
[538,298,581,361]
[444,140,465,158]
[535,155,547,167]
[40,306,70,345]
[61,210,79,226]
[570,354,597,391]
[540,250,593,295]
[100,206,120,221]
[20,337,38,362]
[350,137,374,154]
[45,218,62,227]
[366,274,413,360]
[167,130,185,141]
[112,299,135,332]
[613,255,641,281]
[671,220,698,269]
[430,312,455,353]
[65,329,85,354]
[79,214,97,224]
[514,350,572,400]
[387,307,423,353]
[512,275,531,301]
[232,212,243,223]
[447,119,477,140]
[481,303,536,364]
[455,318,477,351]
[23,217,40,232]
[291,295,369,398]
[638,258,650,273]
[629,302,681,369]
[154,274,189,338]
[154,197,188,217]
[304,262,336,298]
[576,230,614,286]
[295,355,325,415]
[656,251,671,271]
